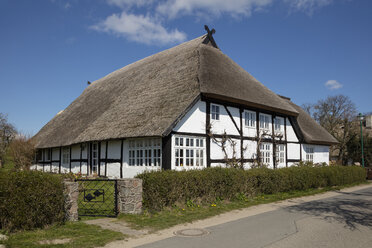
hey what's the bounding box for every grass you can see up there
[0,221,125,248]
[118,182,369,231]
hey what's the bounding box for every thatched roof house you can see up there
[32,28,337,178]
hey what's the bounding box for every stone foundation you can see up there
[117,179,143,214]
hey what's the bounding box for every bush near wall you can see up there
[0,170,65,232]
[136,166,366,211]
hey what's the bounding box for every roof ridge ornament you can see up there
[203,25,218,49]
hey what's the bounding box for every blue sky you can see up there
[1,0,371,135]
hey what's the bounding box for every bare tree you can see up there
[311,95,358,164]
[0,113,17,167]
[252,129,284,168]
[8,134,36,170]
[209,129,246,169]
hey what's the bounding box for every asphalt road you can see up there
[137,186,372,248]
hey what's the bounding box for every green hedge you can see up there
[0,170,65,232]
[136,166,366,211]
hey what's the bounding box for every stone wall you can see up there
[117,178,143,214]
[63,180,79,221]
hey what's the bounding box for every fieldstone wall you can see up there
[63,180,79,221]
[117,178,143,214]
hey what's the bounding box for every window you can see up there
[305,147,314,162]
[128,138,161,166]
[276,145,285,164]
[175,136,205,167]
[44,148,51,161]
[244,111,256,128]
[259,114,270,130]
[211,104,220,120]
[36,150,42,162]
[260,143,271,164]
[274,117,283,132]
[62,147,70,165]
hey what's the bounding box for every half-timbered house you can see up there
[32,27,338,178]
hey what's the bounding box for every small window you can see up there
[45,148,51,161]
[244,111,256,128]
[274,117,282,132]
[305,147,314,162]
[62,147,70,165]
[276,145,285,164]
[259,114,270,130]
[211,104,220,120]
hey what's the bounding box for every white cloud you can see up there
[156,0,273,19]
[284,0,333,15]
[91,12,187,45]
[64,2,71,9]
[325,80,343,90]
[107,0,152,8]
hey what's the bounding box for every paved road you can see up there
[137,186,372,248]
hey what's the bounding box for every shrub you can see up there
[0,170,65,232]
[136,166,366,211]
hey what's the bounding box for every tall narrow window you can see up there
[276,145,285,164]
[260,143,271,165]
[274,117,283,133]
[211,104,220,120]
[174,136,205,168]
[45,148,51,161]
[259,114,270,130]
[62,147,70,165]
[305,147,314,162]
[244,110,256,128]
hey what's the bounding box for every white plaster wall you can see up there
[287,143,300,160]
[51,162,59,173]
[210,104,240,136]
[81,162,88,175]
[210,138,241,160]
[243,140,257,160]
[99,162,105,177]
[211,162,226,167]
[302,144,330,164]
[44,164,51,172]
[173,100,206,134]
[107,162,121,178]
[286,118,299,142]
[71,162,80,173]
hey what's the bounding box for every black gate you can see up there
[76,179,118,217]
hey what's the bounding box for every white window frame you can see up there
[211,104,220,121]
[276,144,285,164]
[174,136,205,168]
[260,143,271,165]
[305,146,314,162]
[128,138,161,167]
[274,117,283,133]
[244,110,256,128]
[259,113,270,130]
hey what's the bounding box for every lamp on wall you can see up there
[358,113,365,168]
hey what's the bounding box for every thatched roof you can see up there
[33,34,302,148]
[283,98,338,145]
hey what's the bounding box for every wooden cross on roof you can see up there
[203,25,218,48]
